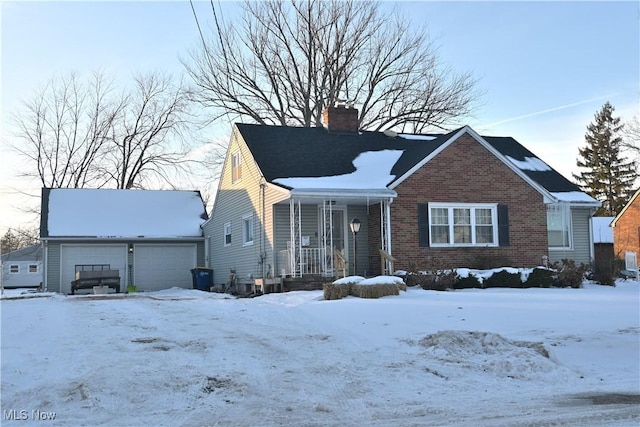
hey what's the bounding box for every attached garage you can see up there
[60,244,127,295]
[133,244,197,291]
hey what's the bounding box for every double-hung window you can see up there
[242,214,254,246]
[224,222,232,247]
[425,203,499,247]
[547,203,571,249]
[231,151,242,184]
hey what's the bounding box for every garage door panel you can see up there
[60,245,127,294]
[134,244,196,292]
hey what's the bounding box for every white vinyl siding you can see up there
[429,203,498,247]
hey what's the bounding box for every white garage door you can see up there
[60,244,127,294]
[133,244,196,292]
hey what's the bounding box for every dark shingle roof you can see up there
[237,123,586,197]
[236,123,454,188]
[483,136,582,193]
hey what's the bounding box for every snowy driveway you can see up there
[1,282,639,426]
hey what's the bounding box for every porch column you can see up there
[289,198,302,277]
[380,198,393,274]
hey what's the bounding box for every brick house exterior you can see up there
[611,189,640,258]
[386,134,547,271]
[205,105,600,288]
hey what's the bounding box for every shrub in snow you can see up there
[524,268,553,288]
[454,274,481,289]
[483,269,522,288]
[553,259,587,288]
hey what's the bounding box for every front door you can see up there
[318,205,348,274]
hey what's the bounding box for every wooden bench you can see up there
[71,265,121,294]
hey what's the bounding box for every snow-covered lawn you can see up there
[1,280,639,426]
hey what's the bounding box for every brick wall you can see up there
[370,133,548,271]
[613,194,640,257]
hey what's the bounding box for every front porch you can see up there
[274,190,397,279]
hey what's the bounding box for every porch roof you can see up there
[287,188,397,205]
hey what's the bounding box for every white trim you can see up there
[242,213,254,246]
[390,126,557,203]
[231,151,242,184]
[428,202,499,247]
[223,222,232,247]
[547,203,573,250]
[611,188,640,227]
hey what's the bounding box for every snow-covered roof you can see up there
[237,123,598,205]
[40,188,207,239]
[591,217,614,244]
[274,150,403,191]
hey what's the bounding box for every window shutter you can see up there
[498,204,509,246]
[418,204,430,247]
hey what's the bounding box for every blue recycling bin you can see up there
[191,268,213,291]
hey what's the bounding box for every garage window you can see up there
[9,264,19,273]
[242,214,254,246]
[28,264,38,273]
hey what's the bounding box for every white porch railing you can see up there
[277,247,347,277]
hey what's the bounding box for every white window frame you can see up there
[547,203,572,250]
[231,151,242,184]
[428,203,498,247]
[224,222,232,247]
[9,264,19,274]
[28,264,39,274]
[242,214,254,246]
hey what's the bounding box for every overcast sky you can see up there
[1,1,638,235]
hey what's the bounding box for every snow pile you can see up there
[417,330,562,380]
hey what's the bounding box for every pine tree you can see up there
[574,102,637,216]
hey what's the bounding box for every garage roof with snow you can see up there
[40,188,208,239]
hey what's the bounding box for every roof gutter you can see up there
[290,188,397,199]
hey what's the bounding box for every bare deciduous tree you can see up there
[12,72,121,188]
[184,0,479,132]
[622,115,640,165]
[12,71,194,190]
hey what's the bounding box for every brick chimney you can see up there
[323,102,358,132]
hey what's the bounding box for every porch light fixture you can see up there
[350,218,361,275]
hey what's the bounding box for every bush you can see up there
[454,274,481,289]
[483,269,522,288]
[553,259,587,288]
[524,268,553,288]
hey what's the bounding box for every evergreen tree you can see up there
[574,102,637,216]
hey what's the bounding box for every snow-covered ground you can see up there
[1,280,639,426]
